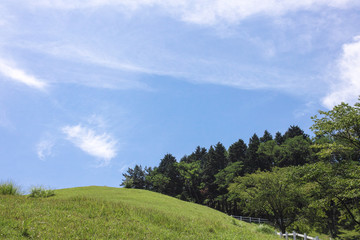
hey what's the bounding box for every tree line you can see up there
[121,98,360,238]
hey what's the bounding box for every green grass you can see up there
[29,186,55,198]
[0,181,21,195]
[0,186,280,239]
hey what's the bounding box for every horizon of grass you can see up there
[0,186,281,239]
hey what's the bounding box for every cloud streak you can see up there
[36,139,54,161]
[62,124,117,166]
[322,36,360,108]
[2,0,359,104]
[32,0,360,25]
[0,58,47,90]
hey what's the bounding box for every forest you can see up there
[121,98,360,238]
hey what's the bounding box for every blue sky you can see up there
[1,0,360,190]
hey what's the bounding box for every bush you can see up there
[29,186,55,198]
[0,181,21,195]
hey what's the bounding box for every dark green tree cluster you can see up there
[121,125,313,211]
[121,97,360,238]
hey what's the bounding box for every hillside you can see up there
[0,186,279,239]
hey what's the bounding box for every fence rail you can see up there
[231,215,269,224]
[277,231,320,240]
[230,216,320,240]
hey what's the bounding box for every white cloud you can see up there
[36,139,54,161]
[0,58,47,90]
[322,36,360,108]
[41,44,155,74]
[31,0,360,25]
[179,0,359,25]
[62,124,117,166]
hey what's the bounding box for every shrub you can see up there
[0,181,21,195]
[29,186,55,198]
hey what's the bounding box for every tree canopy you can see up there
[120,96,360,238]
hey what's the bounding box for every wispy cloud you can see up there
[39,43,158,75]
[11,42,155,90]
[62,124,117,166]
[322,36,360,108]
[32,0,360,25]
[0,58,47,90]
[3,0,359,102]
[36,139,54,161]
[178,0,360,25]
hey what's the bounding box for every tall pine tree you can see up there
[245,134,260,174]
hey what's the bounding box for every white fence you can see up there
[277,231,320,240]
[230,216,320,240]
[231,215,269,224]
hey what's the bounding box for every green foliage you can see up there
[310,97,360,160]
[260,130,273,143]
[147,170,170,194]
[181,146,207,164]
[229,168,305,233]
[284,125,309,140]
[296,161,360,237]
[0,186,280,239]
[275,136,313,167]
[121,165,147,189]
[275,131,284,145]
[29,186,55,198]
[245,133,260,173]
[228,139,247,164]
[215,161,243,191]
[0,181,21,195]
[177,160,202,203]
[256,140,278,170]
[156,154,182,196]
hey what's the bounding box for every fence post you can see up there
[315,237,319,240]
[304,233,307,240]
[240,216,242,221]
[249,217,252,223]
[293,231,296,240]
[258,218,261,223]
[285,232,288,240]
[280,232,283,238]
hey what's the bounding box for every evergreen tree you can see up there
[245,134,260,173]
[284,125,309,140]
[202,146,220,207]
[260,130,273,143]
[121,165,146,189]
[181,146,207,166]
[156,153,182,196]
[275,131,284,145]
[214,142,228,169]
[228,139,247,164]
[194,146,207,163]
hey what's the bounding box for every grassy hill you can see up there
[0,186,279,239]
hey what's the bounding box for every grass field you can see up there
[0,186,280,239]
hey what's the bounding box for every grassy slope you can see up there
[0,186,279,239]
